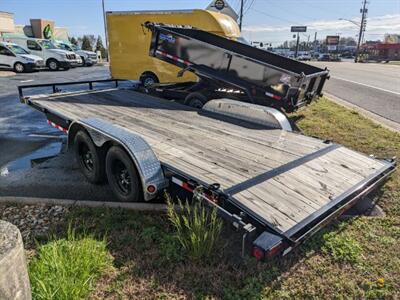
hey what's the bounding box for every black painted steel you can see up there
[146,23,330,112]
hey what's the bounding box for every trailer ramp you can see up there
[26,89,393,234]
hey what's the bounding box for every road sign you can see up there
[291,26,307,32]
[326,35,340,45]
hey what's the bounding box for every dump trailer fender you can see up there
[68,118,167,201]
[203,99,292,131]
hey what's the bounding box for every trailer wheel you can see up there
[106,146,142,202]
[74,130,106,184]
[140,72,159,87]
[184,92,208,109]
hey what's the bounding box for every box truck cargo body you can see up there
[106,9,240,85]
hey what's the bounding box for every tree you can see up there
[95,35,107,58]
[69,36,78,46]
[81,35,92,51]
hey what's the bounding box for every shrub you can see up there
[29,225,113,300]
[166,194,223,261]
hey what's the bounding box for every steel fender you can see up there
[69,118,167,201]
[203,98,292,131]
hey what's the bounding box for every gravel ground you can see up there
[0,204,68,247]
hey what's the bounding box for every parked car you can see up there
[5,37,81,71]
[0,41,44,73]
[318,53,331,61]
[297,51,312,61]
[55,41,98,66]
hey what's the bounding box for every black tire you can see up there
[80,56,86,66]
[64,66,70,71]
[14,62,25,73]
[47,59,60,71]
[106,146,142,202]
[140,73,159,87]
[73,130,106,184]
[184,92,208,109]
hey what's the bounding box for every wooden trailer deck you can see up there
[29,88,388,232]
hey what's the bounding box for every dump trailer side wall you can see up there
[166,27,324,75]
[107,9,240,82]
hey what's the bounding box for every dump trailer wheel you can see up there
[184,92,208,109]
[73,130,106,184]
[106,146,142,202]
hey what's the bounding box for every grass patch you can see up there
[166,194,223,261]
[29,225,113,300]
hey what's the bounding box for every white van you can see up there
[0,41,44,73]
[5,37,81,71]
[55,41,98,66]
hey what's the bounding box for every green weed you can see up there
[29,224,113,300]
[322,231,363,264]
[166,194,223,261]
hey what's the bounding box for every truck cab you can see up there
[55,41,98,66]
[0,41,44,73]
[5,37,81,71]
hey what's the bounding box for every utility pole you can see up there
[313,31,317,53]
[295,33,300,58]
[355,0,368,63]
[239,0,244,31]
[102,0,109,61]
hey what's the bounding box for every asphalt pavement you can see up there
[311,61,400,125]
[0,66,114,200]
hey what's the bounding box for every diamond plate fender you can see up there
[69,118,167,201]
[203,99,292,131]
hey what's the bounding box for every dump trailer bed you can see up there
[24,87,393,235]
[146,24,330,112]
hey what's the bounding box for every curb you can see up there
[325,93,400,133]
[0,196,168,211]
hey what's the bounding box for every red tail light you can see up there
[252,246,265,261]
[147,185,156,193]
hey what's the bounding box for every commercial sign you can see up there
[214,0,225,10]
[327,45,337,51]
[326,35,340,45]
[206,0,239,21]
[43,24,53,39]
[291,26,307,32]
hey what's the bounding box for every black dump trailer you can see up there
[145,23,330,112]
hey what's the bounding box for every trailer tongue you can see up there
[145,23,330,113]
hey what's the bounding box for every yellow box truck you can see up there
[106,9,240,85]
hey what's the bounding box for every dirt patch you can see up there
[0,70,16,77]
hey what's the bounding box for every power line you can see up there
[250,7,302,25]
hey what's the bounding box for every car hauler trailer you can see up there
[144,23,329,112]
[106,9,240,86]
[18,81,395,260]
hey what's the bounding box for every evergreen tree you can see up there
[95,35,107,58]
[70,37,78,46]
[81,35,92,51]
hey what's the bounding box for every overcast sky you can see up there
[2,0,399,45]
